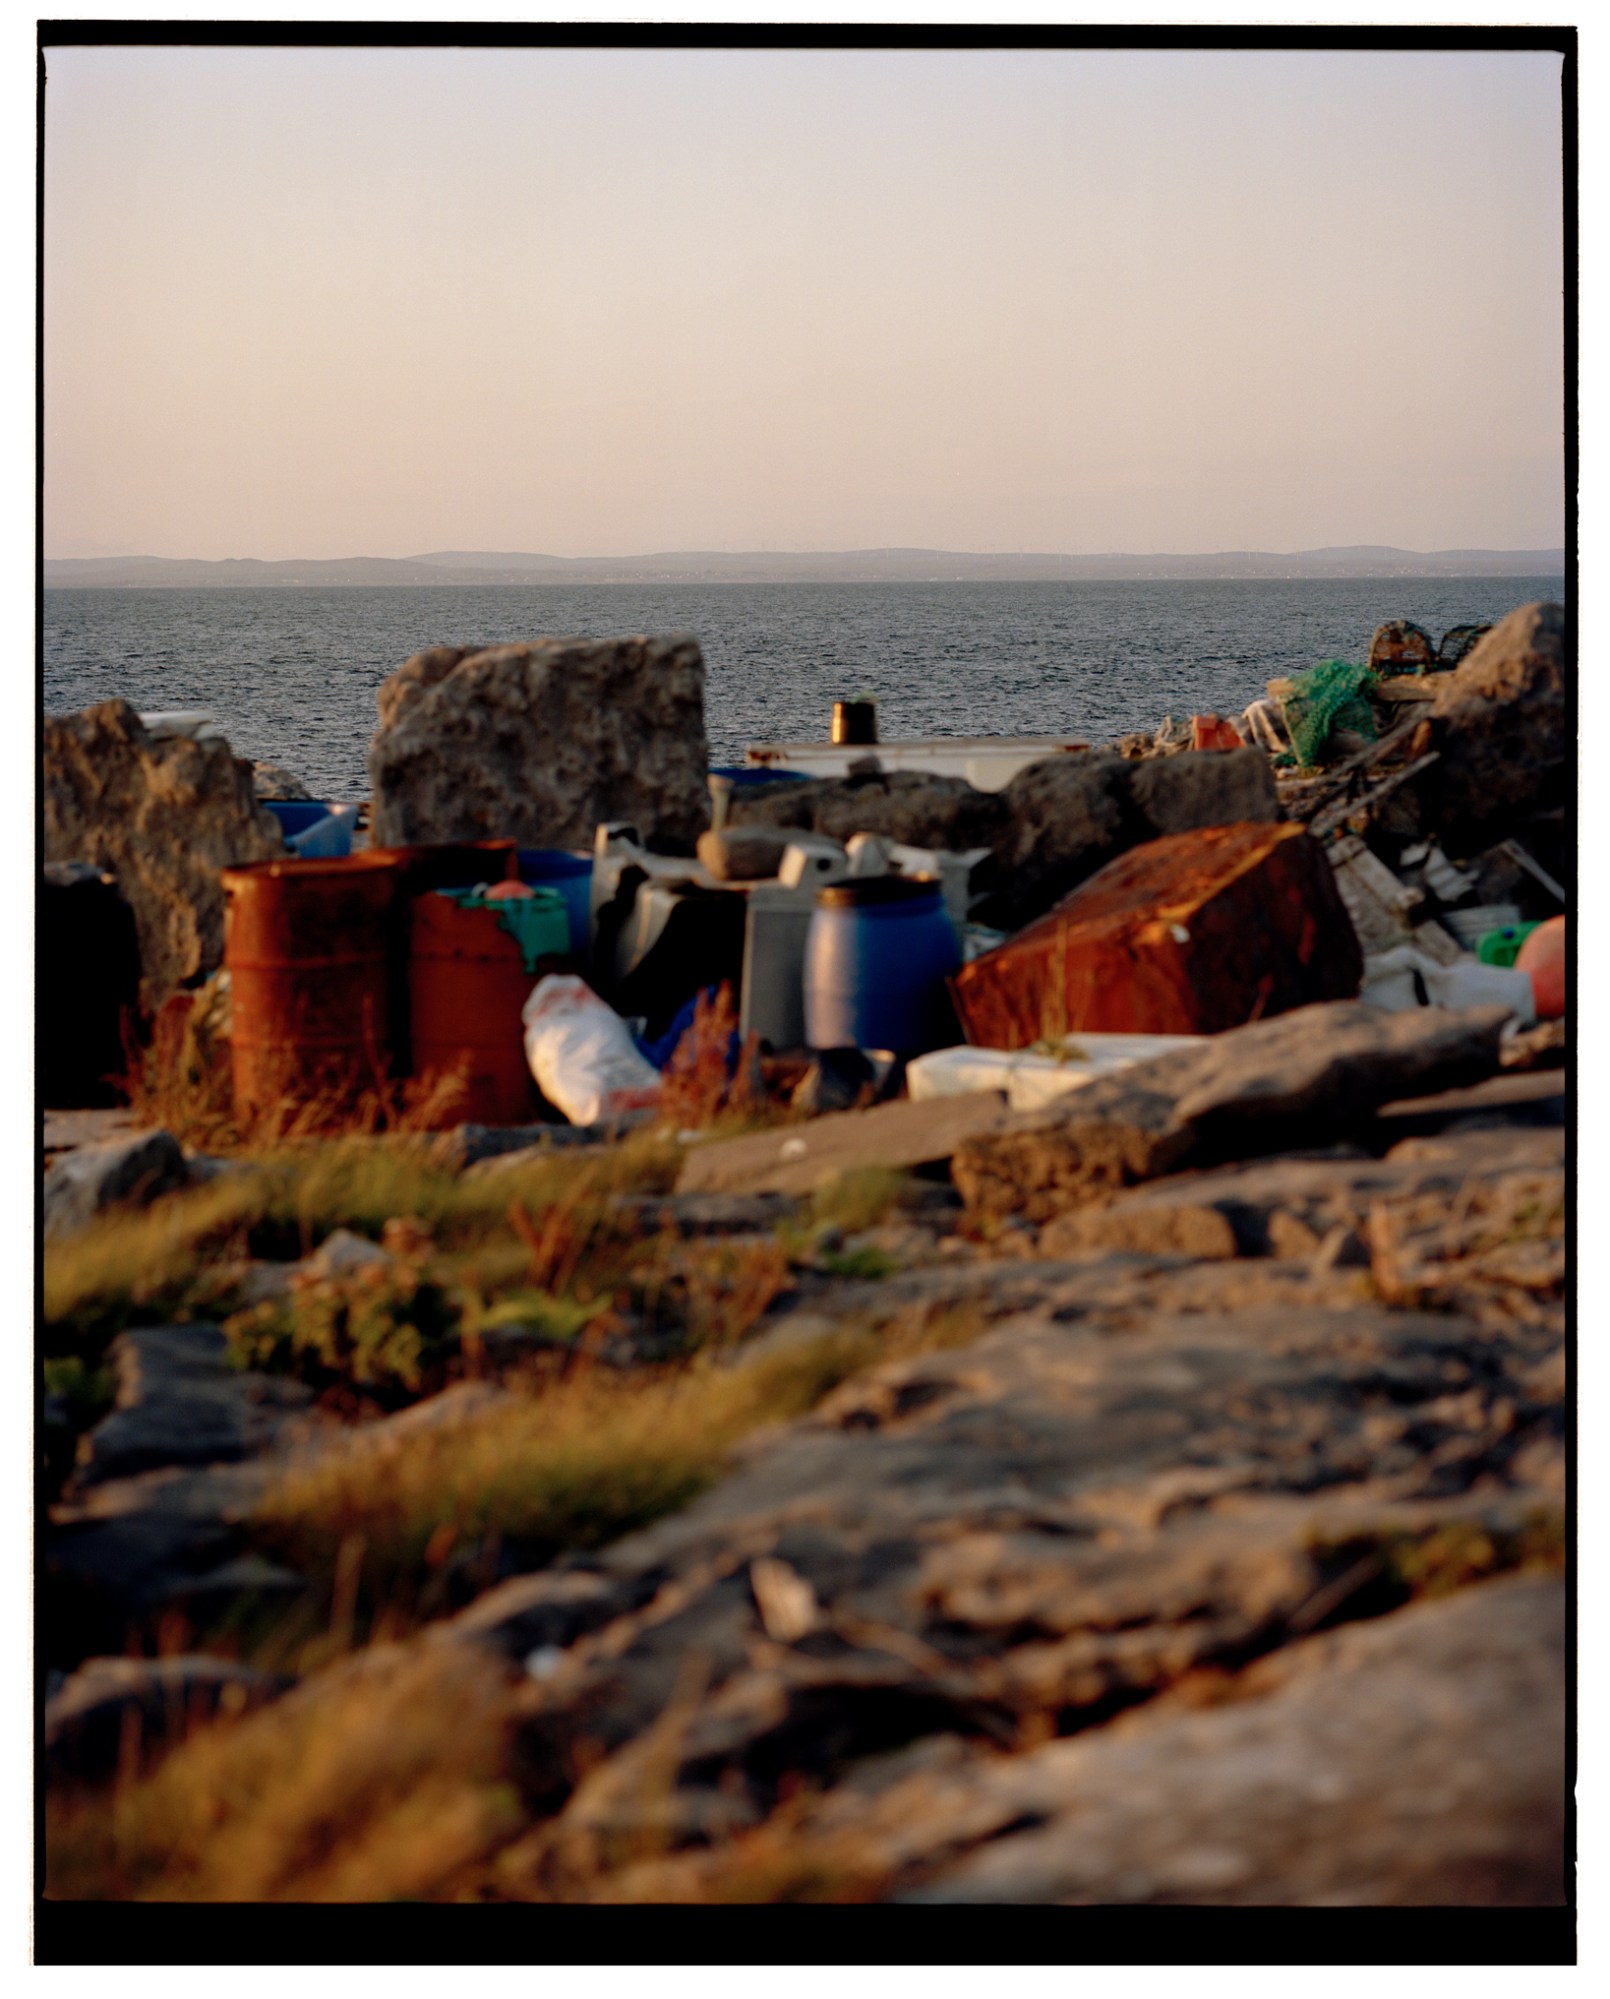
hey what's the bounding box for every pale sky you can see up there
[42,42,1566,560]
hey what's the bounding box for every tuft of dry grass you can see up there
[119,993,236,1154]
[656,981,765,1131]
[247,1296,991,1652]
[810,1167,913,1236]
[118,985,479,1157]
[43,1130,683,1353]
[249,1323,872,1625]
[47,1294,999,1900]
[45,1641,523,1902]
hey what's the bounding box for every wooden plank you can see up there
[676,1090,1012,1196]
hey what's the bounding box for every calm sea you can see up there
[43,578,1560,801]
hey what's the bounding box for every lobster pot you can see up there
[222,853,405,1119]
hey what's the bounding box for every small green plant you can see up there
[42,1354,116,1427]
[810,1168,909,1236]
[818,1246,897,1282]
[223,1268,467,1402]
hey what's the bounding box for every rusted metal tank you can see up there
[222,851,405,1120]
[373,840,518,897]
[408,889,568,1125]
[370,841,518,1079]
[950,820,1362,1046]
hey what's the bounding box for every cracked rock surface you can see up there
[41,1078,1566,1904]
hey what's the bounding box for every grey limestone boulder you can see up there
[1422,601,1567,859]
[250,758,314,801]
[727,767,1008,852]
[1126,744,1279,839]
[43,699,286,1010]
[367,635,712,851]
[43,1128,190,1242]
[903,1573,1566,1906]
[984,747,1280,931]
[72,1322,314,1489]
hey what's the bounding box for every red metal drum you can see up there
[222,852,405,1121]
[407,891,544,1126]
[370,842,518,1079]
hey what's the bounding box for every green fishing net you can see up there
[1281,657,1378,768]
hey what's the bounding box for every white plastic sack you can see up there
[1359,947,1536,1026]
[522,974,663,1127]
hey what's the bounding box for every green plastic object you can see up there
[442,885,569,972]
[1281,657,1379,769]
[1475,922,1541,969]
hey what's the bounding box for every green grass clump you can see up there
[42,1354,115,1427]
[810,1168,911,1236]
[224,1269,468,1402]
[1304,1507,1566,1622]
[818,1246,898,1282]
[42,1132,683,1357]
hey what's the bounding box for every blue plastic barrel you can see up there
[516,849,593,953]
[263,800,356,859]
[264,801,331,839]
[804,874,961,1054]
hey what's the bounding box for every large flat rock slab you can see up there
[1372,1065,1565,1140]
[902,1573,1565,1905]
[1038,1121,1563,1262]
[448,1241,1562,1886]
[71,1324,315,1491]
[677,1092,1013,1196]
[43,1128,190,1241]
[954,999,1511,1222]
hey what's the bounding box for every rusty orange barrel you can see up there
[222,852,405,1120]
[407,888,568,1125]
[371,842,518,1076]
[372,839,518,897]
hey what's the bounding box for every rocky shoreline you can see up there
[39,603,1568,1906]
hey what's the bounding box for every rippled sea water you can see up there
[44,578,1559,801]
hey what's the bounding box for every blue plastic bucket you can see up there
[804,874,961,1054]
[516,849,593,953]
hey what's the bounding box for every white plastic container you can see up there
[907,1032,1203,1114]
[1358,948,1537,1025]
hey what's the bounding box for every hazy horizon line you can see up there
[46,541,1568,566]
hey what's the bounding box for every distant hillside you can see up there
[43,545,1567,589]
